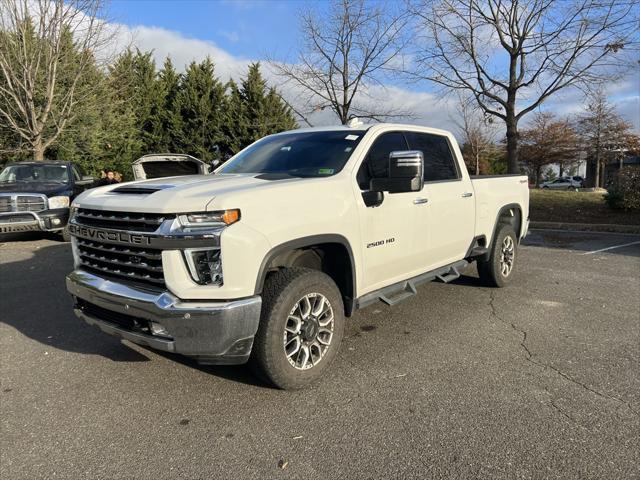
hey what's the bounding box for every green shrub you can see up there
[604,167,640,210]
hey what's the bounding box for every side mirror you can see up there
[370,151,424,193]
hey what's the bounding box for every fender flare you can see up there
[490,203,523,246]
[253,234,357,302]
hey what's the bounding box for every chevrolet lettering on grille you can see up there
[69,224,153,246]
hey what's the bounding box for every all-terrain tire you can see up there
[477,224,517,288]
[250,268,345,390]
[58,226,71,242]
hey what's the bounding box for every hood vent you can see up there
[111,184,175,195]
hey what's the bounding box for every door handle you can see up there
[462,192,473,198]
[413,197,429,204]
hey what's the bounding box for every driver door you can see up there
[354,132,423,293]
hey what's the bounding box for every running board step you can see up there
[435,265,462,283]
[356,260,469,310]
[379,282,417,306]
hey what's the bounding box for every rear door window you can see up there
[405,132,459,182]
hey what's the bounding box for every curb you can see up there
[530,221,640,234]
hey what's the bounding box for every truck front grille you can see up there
[17,195,46,212]
[76,238,165,288]
[0,197,11,212]
[0,194,47,213]
[75,208,172,232]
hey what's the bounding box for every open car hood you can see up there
[132,154,210,180]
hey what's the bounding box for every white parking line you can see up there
[582,241,640,255]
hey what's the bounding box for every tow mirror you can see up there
[370,150,424,193]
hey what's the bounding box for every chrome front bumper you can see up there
[66,270,262,364]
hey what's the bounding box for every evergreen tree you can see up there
[220,79,247,157]
[50,28,107,171]
[221,63,296,158]
[174,57,226,162]
[240,63,296,143]
[96,49,158,178]
[156,57,183,153]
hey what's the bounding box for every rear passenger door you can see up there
[405,131,475,270]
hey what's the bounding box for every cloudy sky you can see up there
[109,0,639,133]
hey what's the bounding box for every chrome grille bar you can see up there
[76,208,171,232]
[0,193,48,213]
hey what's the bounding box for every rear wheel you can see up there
[250,268,345,389]
[477,224,517,287]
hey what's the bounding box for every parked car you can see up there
[66,123,529,389]
[0,161,94,241]
[540,177,582,190]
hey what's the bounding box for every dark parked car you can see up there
[0,161,94,241]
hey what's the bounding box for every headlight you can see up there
[48,196,70,209]
[183,248,223,285]
[177,209,240,230]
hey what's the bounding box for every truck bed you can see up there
[471,175,530,244]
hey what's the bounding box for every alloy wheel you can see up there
[283,293,334,370]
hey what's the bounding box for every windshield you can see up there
[219,130,365,177]
[0,164,71,184]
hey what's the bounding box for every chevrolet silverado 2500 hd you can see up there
[66,123,529,389]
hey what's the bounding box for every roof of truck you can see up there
[273,122,453,137]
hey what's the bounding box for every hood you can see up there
[132,154,210,180]
[0,182,71,196]
[74,173,310,213]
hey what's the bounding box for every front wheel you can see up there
[477,224,517,287]
[250,268,345,390]
[58,226,71,242]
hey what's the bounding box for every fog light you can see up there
[183,248,223,285]
[52,218,61,225]
[150,321,170,337]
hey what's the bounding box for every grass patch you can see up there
[529,190,640,225]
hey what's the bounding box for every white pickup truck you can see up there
[66,123,529,389]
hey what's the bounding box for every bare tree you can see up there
[270,0,410,124]
[577,90,638,188]
[0,0,115,160]
[409,0,638,173]
[452,94,497,175]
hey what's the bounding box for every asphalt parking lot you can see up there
[1,230,639,479]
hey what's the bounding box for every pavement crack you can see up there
[549,399,577,424]
[487,290,638,417]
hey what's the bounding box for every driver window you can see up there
[72,166,81,181]
[357,132,407,190]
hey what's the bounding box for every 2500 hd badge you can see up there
[367,237,395,248]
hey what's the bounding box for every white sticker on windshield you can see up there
[345,134,359,141]
[280,146,291,151]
